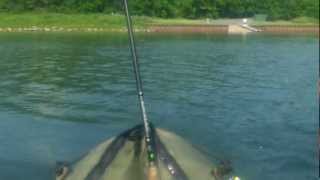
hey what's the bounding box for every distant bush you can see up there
[254,14,268,21]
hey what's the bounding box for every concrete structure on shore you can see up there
[228,18,261,34]
[228,25,252,34]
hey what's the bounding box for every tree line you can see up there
[0,0,319,20]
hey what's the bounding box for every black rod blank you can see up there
[123,0,152,153]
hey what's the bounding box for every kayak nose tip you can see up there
[230,176,241,180]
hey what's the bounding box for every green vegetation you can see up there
[252,17,318,26]
[0,13,151,28]
[0,0,319,21]
[0,13,317,29]
[291,16,319,24]
[0,0,318,30]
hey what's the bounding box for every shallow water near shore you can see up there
[0,32,318,180]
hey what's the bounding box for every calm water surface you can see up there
[0,32,318,180]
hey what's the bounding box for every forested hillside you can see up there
[0,0,319,20]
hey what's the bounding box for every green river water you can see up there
[0,32,318,180]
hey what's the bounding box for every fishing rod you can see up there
[123,0,157,169]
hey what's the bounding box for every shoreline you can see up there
[0,25,318,34]
[150,25,319,34]
[0,13,318,34]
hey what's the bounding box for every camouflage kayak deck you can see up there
[56,125,236,180]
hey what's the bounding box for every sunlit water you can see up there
[0,32,318,180]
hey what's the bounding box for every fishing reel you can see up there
[211,160,241,180]
[55,162,69,180]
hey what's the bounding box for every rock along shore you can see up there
[0,26,152,33]
[150,25,319,34]
[0,25,318,34]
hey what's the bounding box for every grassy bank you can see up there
[0,13,318,31]
[251,17,319,26]
[0,13,151,29]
